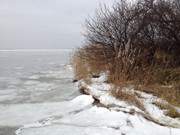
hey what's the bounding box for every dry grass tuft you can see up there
[71,50,89,80]
[153,68,180,85]
[166,108,180,118]
[111,87,145,111]
[153,101,180,118]
[71,45,112,81]
[137,84,180,107]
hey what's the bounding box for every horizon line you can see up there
[0,49,73,52]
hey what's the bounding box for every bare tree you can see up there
[77,0,180,82]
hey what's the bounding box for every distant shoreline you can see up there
[0,49,73,52]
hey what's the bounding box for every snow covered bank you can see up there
[14,98,180,135]
[16,106,180,135]
[77,73,180,129]
[2,73,179,135]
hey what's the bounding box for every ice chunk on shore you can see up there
[18,105,180,135]
[0,95,94,127]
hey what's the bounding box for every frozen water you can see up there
[0,95,94,127]
[0,50,80,134]
[0,50,79,104]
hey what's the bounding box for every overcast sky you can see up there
[0,0,114,50]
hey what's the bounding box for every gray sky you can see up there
[0,0,113,50]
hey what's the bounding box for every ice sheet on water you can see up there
[0,95,94,127]
[0,89,18,103]
[0,50,74,103]
[0,65,79,104]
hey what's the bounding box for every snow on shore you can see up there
[1,73,179,135]
[16,106,180,135]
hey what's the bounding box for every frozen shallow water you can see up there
[0,50,80,135]
[0,50,80,104]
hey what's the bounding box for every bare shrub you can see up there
[72,44,114,80]
[73,0,180,105]
[83,0,180,84]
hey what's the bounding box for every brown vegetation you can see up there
[72,0,180,107]
[153,101,180,118]
[137,84,180,107]
[111,87,145,111]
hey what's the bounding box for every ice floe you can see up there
[0,95,94,127]
[16,101,180,135]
